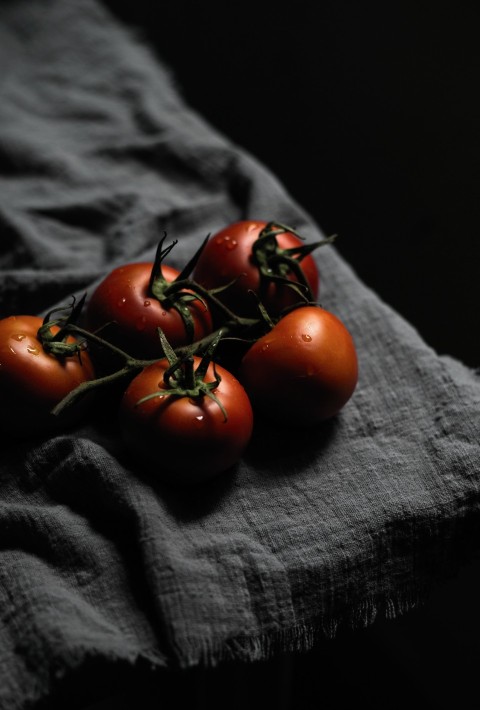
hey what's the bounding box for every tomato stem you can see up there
[251,222,337,300]
[174,233,210,281]
[166,278,255,325]
[49,323,158,416]
[147,234,214,343]
[39,293,89,358]
[135,328,228,421]
[147,233,177,295]
[51,364,141,417]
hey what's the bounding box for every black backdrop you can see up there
[104,2,480,369]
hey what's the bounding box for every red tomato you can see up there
[239,306,358,426]
[86,263,213,358]
[0,315,95,436]
[192,220,320,317]
[119,357,253,484]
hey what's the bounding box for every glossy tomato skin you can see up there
[192,220,319,317]
[86,263,213,358]
[0,315,95,437]
[119,358,254,485]
[239,306,358,426]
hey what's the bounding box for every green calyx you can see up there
[251,221,336,301]
[136,328,228,421]
[38,294,87,358]
[148,233,210,343]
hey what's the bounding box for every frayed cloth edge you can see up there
[173,586,427,670]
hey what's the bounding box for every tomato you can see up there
[239,305,358,426]
[86,262,213,358]
[0,315,95,436]
[119,357,254,484]
[192,220,320,317]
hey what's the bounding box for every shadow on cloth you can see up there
[243,415,339,477]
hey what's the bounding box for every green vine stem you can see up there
[50,326,154,417]
[252,222,337,301]
[147,233,211,343]
[50,306,264,418]
[136,329,229,421]
[38,293,88,358]
[163,278,256,325]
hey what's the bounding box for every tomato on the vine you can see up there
[192,220,327,317]
[0,315,95,436]
[86,261,212,359]
[119,355,253,485]
[239,305,358,426]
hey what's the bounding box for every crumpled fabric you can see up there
[1,1,479,708]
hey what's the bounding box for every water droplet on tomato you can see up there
[225,239,238,251]
[194,415,204,425]
[136,316,147,331]
[8,346,16,355]
[261,344,269,352]
[161,311,167,317]
[248,223,258,232]
[117,297,127,308]
[144,300,151,307]
[215,236,225,245]
[12,333,26,341]
[302,333,312,342]
[27,346,39,355]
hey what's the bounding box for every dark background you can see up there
[103,2,480,370]
[96,4,480,708]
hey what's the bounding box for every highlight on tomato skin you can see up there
[0,315,96,437]
[119,357,254,486]
[239,305,358,427]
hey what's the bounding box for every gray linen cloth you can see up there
[0,1,479,708]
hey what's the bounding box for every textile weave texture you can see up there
[1,1,479,707]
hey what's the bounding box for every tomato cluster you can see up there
[0,220,358,485]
